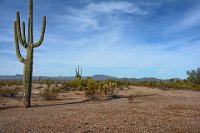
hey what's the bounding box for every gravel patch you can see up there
[0,86,200,133]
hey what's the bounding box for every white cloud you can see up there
[53,1,146,32]
[55,13,99,32]
[41,24,200,70]
[87,1,147,15]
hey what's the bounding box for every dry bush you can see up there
[0,86,21,98]
[0,80,23,86]
[84,89,99,100]
[40,87,59,100]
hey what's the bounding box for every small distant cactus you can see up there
[14,0,46,107]
[75,66,82,79]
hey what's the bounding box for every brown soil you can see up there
[0,86,200,133]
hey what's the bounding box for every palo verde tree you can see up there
[14,0,46,107]
[187,67,200,84]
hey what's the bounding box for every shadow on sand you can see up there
[0,98,89,110]
[0,93,157,110]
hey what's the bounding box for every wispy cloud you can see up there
[178,6,200,30]
[168,5,200,32]
[0,0,200,78]
[53,1,147,32]
[87,1,147,15]
[37,0,200,78]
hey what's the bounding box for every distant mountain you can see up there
[92,75,117,80]
[0,74,180,82]
[0,74,24,80]
[0,74,74,81]
[119,77,160,82]
[138,77,161,82]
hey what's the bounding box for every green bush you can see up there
[60,79,83,92]
[83,78,118,100]
[84,78,99,100]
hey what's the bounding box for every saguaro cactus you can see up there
[14,0,46,107]
[75,65,82,79]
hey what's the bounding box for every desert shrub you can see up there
[129,79,200,91]
[43,79,55,88]
[84,78,99,100]
[84,78,118,100]
[60,79,83,91]
[0,86,21,98]
[96,81,118,98]
[0,80,23,86]
[80,79,87,87]
[40,87,59,100]
[117,79,130,88]
[189,83,200,91]
[74,79,82,90]
[106,82,117,97]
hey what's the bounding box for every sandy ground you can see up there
[0,86,200,133]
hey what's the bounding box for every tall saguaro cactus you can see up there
[14,0,46,107]
[75,66,82,79]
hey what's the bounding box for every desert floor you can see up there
[0,86,200,133]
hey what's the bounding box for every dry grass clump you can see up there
[0,80,23,86]
[0,86,21,98]
[40,87,59,100]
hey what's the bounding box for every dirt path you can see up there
[0,86,200,133]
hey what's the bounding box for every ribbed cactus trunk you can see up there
[14,0,46,108]
[23,45,33,106]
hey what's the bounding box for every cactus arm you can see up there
[33,16,46,48]
[28,18,31,43]
[22,21,27,45]
[28,0,33,44]
[16,11,27,48]
[14,21,25,63]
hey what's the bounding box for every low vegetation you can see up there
[118,68,200,91]
[129,79,200,91]
[40,86,59,100]
[0,86,21,98]
[60,77,118,100]
[0,80,22,86]
[0,68,200,102]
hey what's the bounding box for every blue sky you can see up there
[0,0,200,79]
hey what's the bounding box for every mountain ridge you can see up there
[0,74,181,81]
